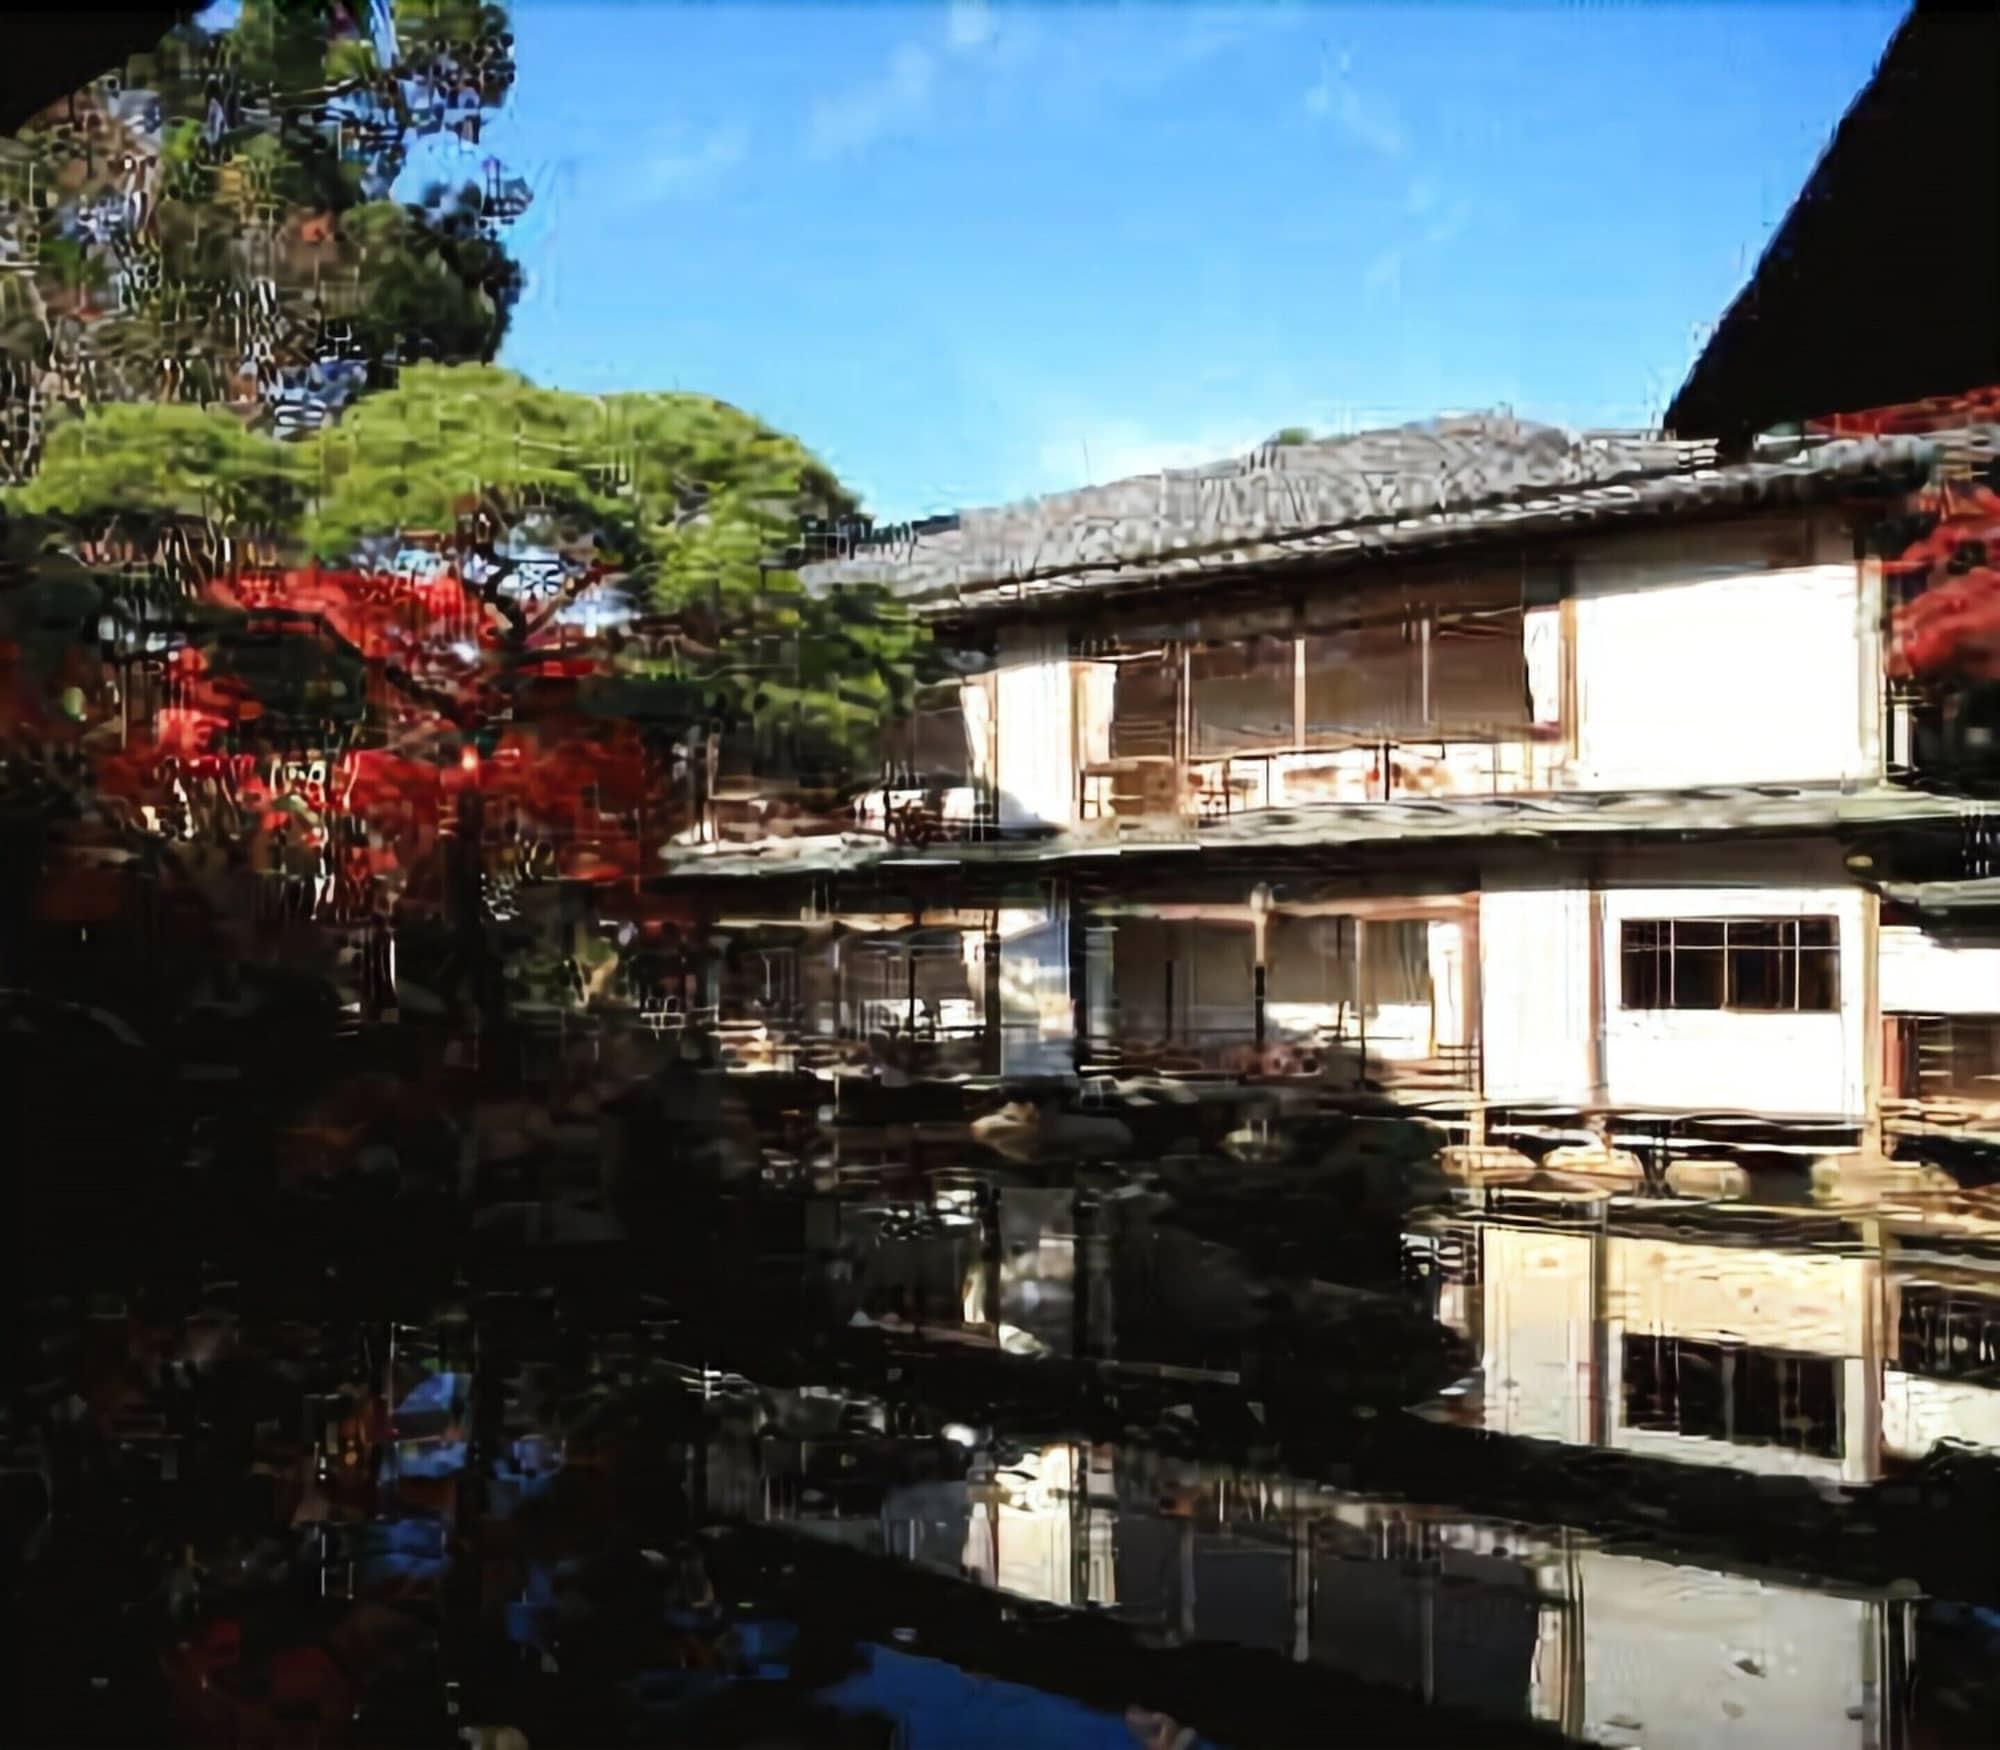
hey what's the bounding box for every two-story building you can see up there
[638,413,2000,1180]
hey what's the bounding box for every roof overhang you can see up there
[1665,9,2000,443]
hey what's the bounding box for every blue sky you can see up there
[397,0,1903,521]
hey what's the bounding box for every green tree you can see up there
[10,367,935,789]
[306,364,934,777]
[0,0,523,477]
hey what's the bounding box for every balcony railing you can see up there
[1079,730,1570,828]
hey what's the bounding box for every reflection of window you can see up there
[1430,607,1531,730]
[1898,1284,2000,1384]
[1898,1014,2000,1102]
[1110,654,1178,760]
[1191,637,1294,755]
[1365,919,1434,1008]
[1622,1335,1841,1458]
[1163,592,1537,758]
[895,683,973,784]
[1620,917,1839,1012]
[1301,621,1424,741]
[1265,914,1357,1007]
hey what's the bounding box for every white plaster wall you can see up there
[1429,920,1468,1049]
[1572,562,1873,790]
[1577,1553,1873,1750]
[1000,906,1072,1078]
[1525,603,1562,727]
[1604,1237,1876,1484]
[961,675,994,788]
[970,1445,1082,1606]
[1479,1226,1596,1445]
[995,625,1075,829]
[1600,886,1868,1120]
[1879,925,2000,1016]
[1075,661,1116,770]
[1882,1371,2000,1460]
[1605,1238,1871,1356]
[1478,885,1594,1106]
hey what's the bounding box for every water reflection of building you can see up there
[1407,1195,2000,1482]
[696,1178,1957,1746]
[708,1408,1916,1750]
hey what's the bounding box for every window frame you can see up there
[1618,915,1841,1014]
[1621,1333,1843,1459]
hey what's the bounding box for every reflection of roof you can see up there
[801,418,1965,619]
[1875,879,2000,915]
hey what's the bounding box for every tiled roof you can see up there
[648,784,1976,888]
[801,415,1979,618]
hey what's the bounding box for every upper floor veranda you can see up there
[798,415,2000,849]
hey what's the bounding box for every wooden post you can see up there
[1252,884,1270,1053]
[1585,876,1608,1113]
[1466,894,1487,1145]
[1355,916,1369,1071]
[982,908,1003,1076]
[1290,1482,1311,1663]
[1861,888,1885,1158]
[1068,887,1091,1073]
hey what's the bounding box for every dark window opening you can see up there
[1620,916,1839,1012]
[1622,1334,1841,1458]
[1897,1284,2000,1385]
[1110,653,1178,760]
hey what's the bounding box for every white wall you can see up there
[1880,925,2000,1016]
[1577,1553,1874,1750]
[1478,884,1594,1106]
[1882,1370,2000,1461]
[1604,1236,1877,1483]
[995,625,1076,829]
[1600,886,1869,1120]
[1572,557,1873,791]
[1428,920,1468,1050]
[1478,1226,1596,1444]
[1605,1237,1871,1355]
[1000,902,1073,1077]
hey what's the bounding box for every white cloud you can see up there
[643,124,748,198]
[1363,248,1404,297]
[946,0,995,54]
[807,42,936,159]
[1425,198,1473,246]
[1305,49,1405,157]
[1173,5,1306,71]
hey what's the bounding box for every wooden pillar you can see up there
[1355,916,1369,1070]
[1068,884,1091,1071]
[1861,888,1885,1157]
[982,908,1003,1076]
[1585,875,1608,1113]
[1465,893,1487,1146]
[1177,1515,1197,1644]
[1290,1483,1311,1663]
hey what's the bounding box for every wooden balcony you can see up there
[1080,730,1571,828]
